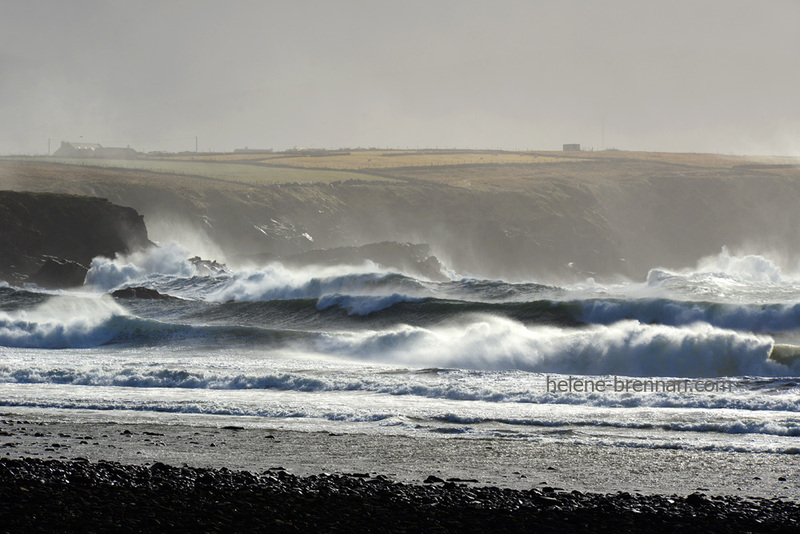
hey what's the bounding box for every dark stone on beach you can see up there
[26,257,88,289]
[110,286,177,300]
[424,475,444,484]
[150,462,170,473]
[686,492,706,506]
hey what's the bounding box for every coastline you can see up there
[2,414,799,532]
[2,412,798,498]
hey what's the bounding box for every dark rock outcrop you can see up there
[110,286,177,300]
[26,257,88,289]
[0,191,152,287]
[188,256,227,275]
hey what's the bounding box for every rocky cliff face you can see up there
[0,191,152,286]
[4,157,800,282]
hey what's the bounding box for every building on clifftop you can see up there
[54,141,138,159]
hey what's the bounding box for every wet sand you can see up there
[1,415,798,499]
[2,413,800,532]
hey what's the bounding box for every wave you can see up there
[316,293,427,315]
[207,265,427,303]
[648,247,790,286]
[0,397,796,440]
[0,294,307,349]
[81,243,561,304]
[435,413,800,437]
[85,243,199,291]
[696,246,787,283]
[10,280,800,335]
[9,295,789,376]
[446,278,559,300]
[579,298,800,333]
[0,397,394,423]
[4,364,800,415]
[310,316,789,377]
[0,295,128,348]
[643,248,800,303]
[0,285,53,311]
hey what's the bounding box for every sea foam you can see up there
[85,243,198,291]
[0,295,127,348]
[207,263,422,303]
[311,316,786,377]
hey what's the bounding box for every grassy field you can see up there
[4,150,798,194]
[165,149,586,169]
[12,157,393,186]
[160,148,799,171]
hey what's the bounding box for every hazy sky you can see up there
[1,0,798,155]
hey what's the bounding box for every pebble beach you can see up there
[2,415,799,532]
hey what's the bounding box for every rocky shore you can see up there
[1,457,798,533]
[0,190,152,287]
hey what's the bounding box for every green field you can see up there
[17,157,393,186]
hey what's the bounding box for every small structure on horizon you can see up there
[233,147,274,154]
[563,144,581,152]
[54,141,138,159]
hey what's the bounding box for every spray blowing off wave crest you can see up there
[644,247,800,302]
[207,263,427,303]
[0,295,127,348]
[85,243,199,291]
[0,294,309,348]
[311,316,789,378]
[83,242,432,304]
[696,246,787,283]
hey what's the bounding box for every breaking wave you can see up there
[312,316,787,377]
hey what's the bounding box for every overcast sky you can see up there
[1,0,798,155]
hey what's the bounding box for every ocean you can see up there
[2,243,800,464]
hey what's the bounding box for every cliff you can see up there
[2,154,800,282]
[0,191,152,287]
